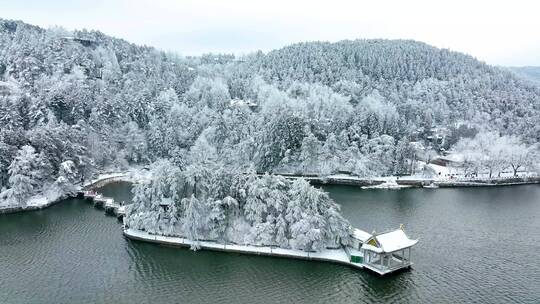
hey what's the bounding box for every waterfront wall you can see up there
[262,173,540,188]
[124,228,363,271]
[257,173,385,187]
[436,176,540,187]
[397,176,540,188]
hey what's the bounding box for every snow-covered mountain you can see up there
[1,18,539,207]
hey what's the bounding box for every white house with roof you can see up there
[348,226,418,275]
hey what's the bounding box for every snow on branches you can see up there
[124,161,351,252]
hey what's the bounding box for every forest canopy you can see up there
[125,160,351,251]
[1,18,539,207]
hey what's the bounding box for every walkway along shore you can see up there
[123,227,418,276]
[3,170,538,215]
[261,173,540,188]
[80,190,127,219]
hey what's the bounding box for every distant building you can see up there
[229,98,258,109]
[430,154,463,167]
[61,36,98,48]
[159,198,174,213]
[427,127,448,148]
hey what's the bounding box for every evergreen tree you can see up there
[6,145,39,206]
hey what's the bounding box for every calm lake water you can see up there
[1,182,540,304]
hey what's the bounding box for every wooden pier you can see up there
[79,190,127,219]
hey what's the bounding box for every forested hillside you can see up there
[1,18,539,207]
[508,66,540,85]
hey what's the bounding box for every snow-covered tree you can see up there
[182,194,205,249]
[6,146,40,206]
[500,137,536,176]
[121,121,148,164]
[125,162,351,252]
[184,77,230,111]
[55,160,78,194]
[2,18,540,210]
[319,133,341,176]
[299,130,321,174]
[454,132,539,177]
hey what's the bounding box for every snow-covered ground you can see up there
[0,167,150,213]
[0,183,66,210]
[26,185,66,208]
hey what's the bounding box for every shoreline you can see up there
[0,192,70,215]
[262,173,540,189]
[123,228,399,274]
[0,170,143,215]
[2,170,538,215]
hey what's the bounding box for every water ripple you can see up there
[1,185,540,303]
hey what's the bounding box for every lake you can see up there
[1,182,539,304]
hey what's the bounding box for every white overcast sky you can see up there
[2,0,539,66]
